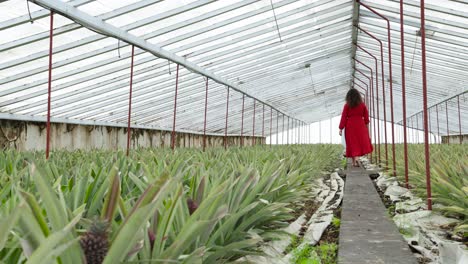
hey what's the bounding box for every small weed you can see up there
[399,227,414,238]
[291,243,338,264]
[331,217,341,228]
[387,204,396,217]
[341,158,347,169]
[315,243,338,264]
[285,235,302,254]
[291,244,318,264]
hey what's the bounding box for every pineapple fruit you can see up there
[80,221,110,264]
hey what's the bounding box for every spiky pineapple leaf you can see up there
[25,212,82,264]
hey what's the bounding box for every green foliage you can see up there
[285,235,302,254]
[331,217,341,228]
[398,228,414,238]
[0,145,342,263]
[291,244,316,264]
[388,144,467,236]
[315,243,338,264]
[291,243,338,264]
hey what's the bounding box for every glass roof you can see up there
[0,0,466,136]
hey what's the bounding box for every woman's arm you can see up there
[363,103,370,125]
[339,104,348,134]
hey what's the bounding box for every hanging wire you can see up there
[117,39,121,58]
[168,60,171,75]
[409,31,420,74]
[307,66,316,94]
[269,0,283,42]
[26,0,34,23]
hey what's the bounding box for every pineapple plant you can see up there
[187,198,198,215]
[80,220,110,264]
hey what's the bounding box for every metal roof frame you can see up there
[1,0,466,138]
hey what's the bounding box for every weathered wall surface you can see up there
[441,135,468,144]
[0,120,264,151]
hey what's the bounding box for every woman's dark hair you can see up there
[345,88,362,108]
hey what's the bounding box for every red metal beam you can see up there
[400,0,409,187]
[126,45,135,156]
[252,99,256,146]
[353,68,371,99]
[203,78,209,151]
[224,87,230,149]
[458,96,462,144]
[354,58,376,163]
[436,104,440,144]
[353,75,369,90]
[446,101,449,144]
[46,11,54,160]
[171,64,180,151]
[270,107,272,147]
[358,0,396,173]
[420,0,432,210]
[241,94,245,147]
[276,111,279,144]
[356,25,388,167]
[262,104,265,145]
[356,44,380,164]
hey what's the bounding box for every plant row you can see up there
[387,144,467,236]
[0,145,341,263]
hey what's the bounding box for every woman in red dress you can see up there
[339,88,373,167]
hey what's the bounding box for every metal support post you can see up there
[446,101,449,144]
[203,78,209,151]
[420,0,432,210]
[458,96,462,144]
[356,25,387,167]
[241,94,245,147]
[276,111,279,144]
[270,108,273,147]
[171,64,180,151]
[262,104,265,145]
[358,0,396,176]
[356,44,380,164]
[224,87,229,150]
[436,104,440,144]
[46,11,54,159]
[400,0,409,187]
[126,45,135,156]
[252,99,256,146]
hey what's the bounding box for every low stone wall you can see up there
[0,120,264,151]
[441,134,468,144]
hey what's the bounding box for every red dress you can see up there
[339,102,373,157]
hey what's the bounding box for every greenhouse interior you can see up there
[0,0,467,263]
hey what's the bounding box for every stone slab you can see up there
[338,164,417,264]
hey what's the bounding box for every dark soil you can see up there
[299,200,320,237]
[288,199,320,224]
